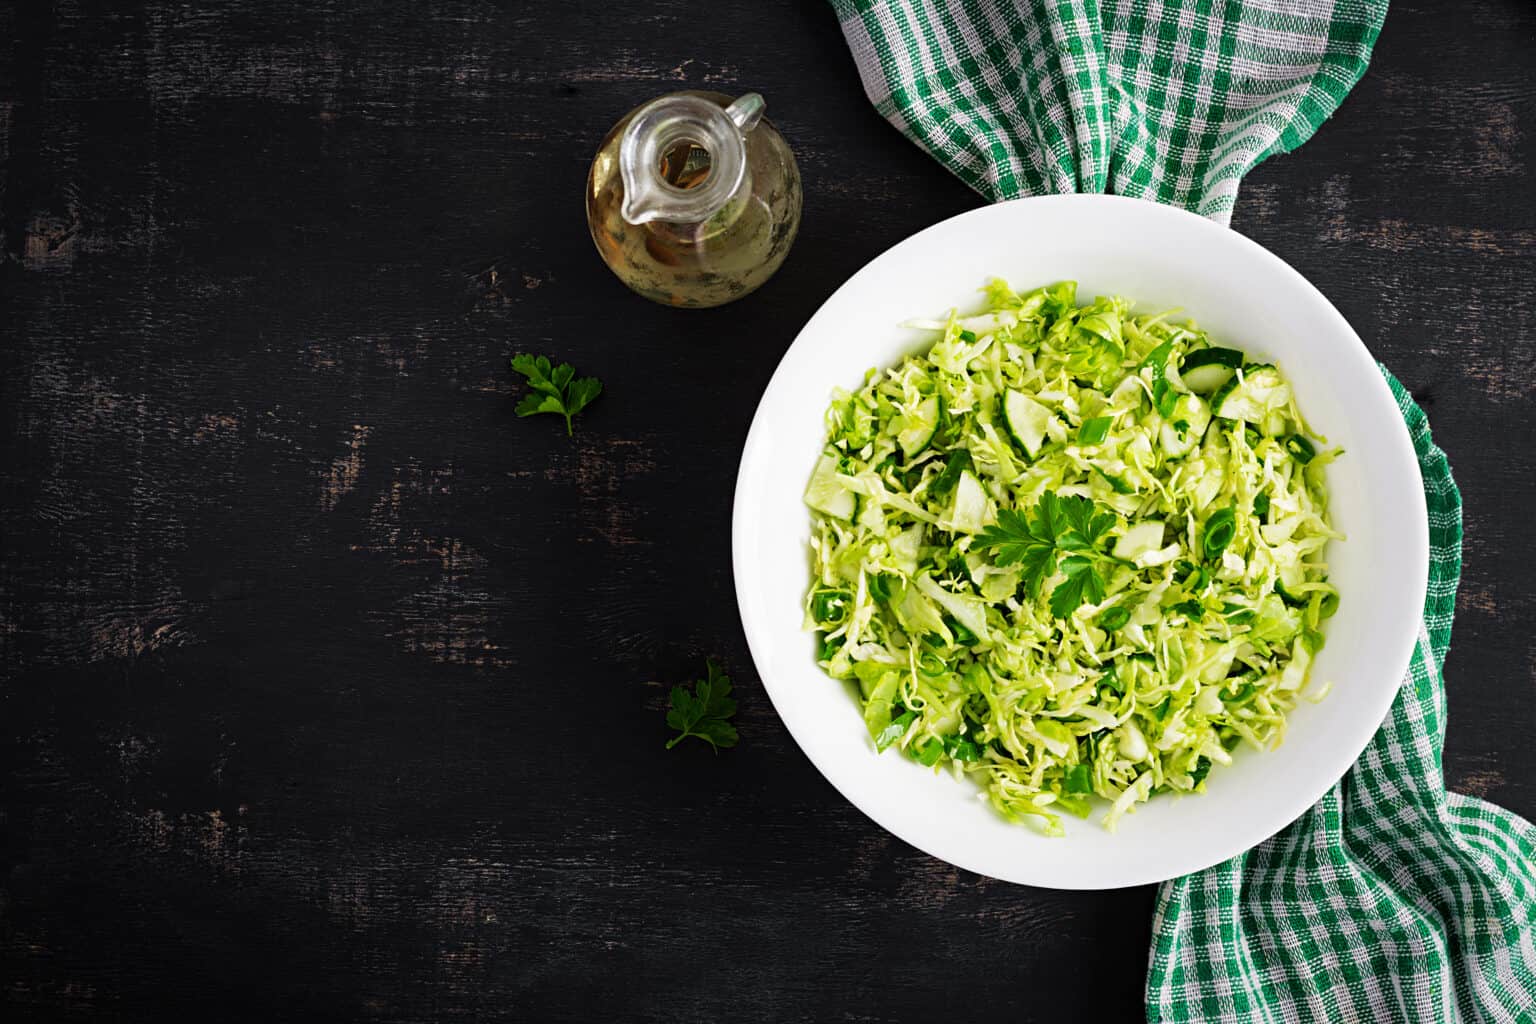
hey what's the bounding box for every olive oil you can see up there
[586,91,801,308]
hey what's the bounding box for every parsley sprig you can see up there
[973,492,1117,619]
[511,353,602,435]
[665,659,738,753]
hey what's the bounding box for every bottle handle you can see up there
[725,93,765,135]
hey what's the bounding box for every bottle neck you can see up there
[618,92,764,233]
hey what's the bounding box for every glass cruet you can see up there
[586,91,802,308]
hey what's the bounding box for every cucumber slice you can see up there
[804,452,856,520]
[898,394,943,458]
[856,491,886,531]
[887,524,924,575]
[914,575,990,643]
[1180,363,1235,395]
[1158,393,1211,458]
[1213,365,1290,423]
[1275,560,1307,606]
[897,585,950,641]
[1180,347,1244,373]
[1181,345,1245,396]
[947,470,990,534]
[1002,389,1052,457]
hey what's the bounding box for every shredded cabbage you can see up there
[803,280,1342,834]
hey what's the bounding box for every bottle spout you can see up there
[617,92,754,227]
[619,178,672,225]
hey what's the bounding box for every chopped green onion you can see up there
[1078,416,1112,445]
[911,736,946,766]
[811,589,850,623]
[1099,606,1131,630]
[1065,764,1093,794]
[1284,434,1317,463]
[1202,507,1237,561]
[875,710,916,752]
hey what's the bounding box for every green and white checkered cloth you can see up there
[830,4,1536,1020]
[830,0,1386,224]
[1151,371,1536,1022]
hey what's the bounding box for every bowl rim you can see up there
[732,194,1429,889]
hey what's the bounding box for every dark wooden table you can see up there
[3,2,1533,1021]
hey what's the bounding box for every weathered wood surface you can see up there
[2,1,1533,1020]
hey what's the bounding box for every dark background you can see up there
[2,1,1533,1021]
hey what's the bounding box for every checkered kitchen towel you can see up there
[830,4,1536,1021]
[1150,371,1536,1022]
[830,0,1384,224]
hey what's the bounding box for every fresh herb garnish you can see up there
[510,353,602,435]
[664,659,738,752]
[973,491,1116,618]
[1052,554,1107,618]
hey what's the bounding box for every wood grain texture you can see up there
[1,1,1532,1020]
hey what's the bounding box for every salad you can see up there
[802,280,1341,834]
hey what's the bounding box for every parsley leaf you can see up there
[511,352,603,435]
[1055,494,1116,551]
[1051,554,1106,618]
[664,658,738,753]
[974,492,1115,618]
[974,506,1056,598]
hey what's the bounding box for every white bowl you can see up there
[733,195,1428,889]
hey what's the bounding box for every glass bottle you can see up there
[586,91,801,308]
